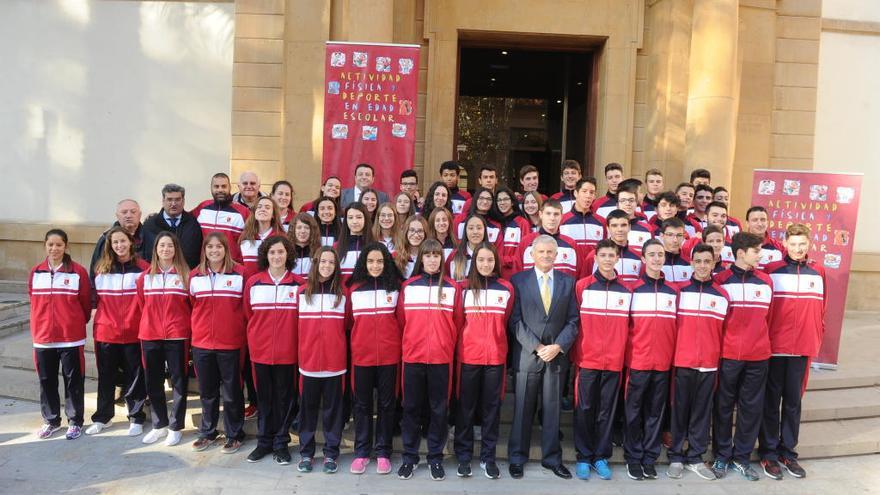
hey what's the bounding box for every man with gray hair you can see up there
[142,183,202,267]
[507,234,579,480]
[232,171,266,209]
[89,199,147,277]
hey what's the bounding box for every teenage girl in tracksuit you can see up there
[243,235,304,465]
[335,202,373,279]
[136,231,192,446]
[88,226,148,437]
[453,242,513,479]
[295,246,350,474]
[346,242,404,475]
[396,239,464,481]
[29,229,92,440]
[189,232,247,452]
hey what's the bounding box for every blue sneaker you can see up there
[593,459,612,480]
[576,461,591,480]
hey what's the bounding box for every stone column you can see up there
[684,0,739,188]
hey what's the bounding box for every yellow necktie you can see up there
[541,273,552,314]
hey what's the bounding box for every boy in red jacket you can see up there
[711,232,773,481]
[758,223,825,480]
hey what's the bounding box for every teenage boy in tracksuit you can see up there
[758,223,826,480]
[666,243,729,481]
[712,232,773,481]
[623,239,678,480]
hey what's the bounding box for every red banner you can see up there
[751,170,863,366]
[321,42,420,197]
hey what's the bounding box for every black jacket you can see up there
[142,210,203,268]
[89,222,147,278]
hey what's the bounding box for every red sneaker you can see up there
[244,404,258,420]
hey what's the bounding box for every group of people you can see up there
[28,159,825,484]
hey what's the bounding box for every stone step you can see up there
[0,280,28,294]
[0,314,29,339]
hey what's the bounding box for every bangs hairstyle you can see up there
[452,215,489,281]
[337,202,374,254]
[287,212,321,253]
[241,197,283,241]
[786,223,811,239]
[256,235,297,271]
[411,239,447,291]
[701,224,725,241]
[198,232,235,274]
[347,241,404,291]
[305,246,343,307]
[148,231,190,286]
[466,242,500,302]
[94,226,138,274]
[731,232,763,259]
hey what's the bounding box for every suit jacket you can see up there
[508,268,579,373]
[142,210,203,269]
[341,187,389,209]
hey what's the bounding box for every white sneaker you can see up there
[128,422,144,437]
[85,421,112,435]
[142,427,168,444]
[165,429,183,446]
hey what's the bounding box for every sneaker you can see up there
[37,423,61,439]
[642,464,657,479]
[686,462,717,480]
[576,461,591,480]
[430,462,445,481]
[164,429,182,446]
[397,462,415,480]
[127,422,143,437]
[781,457,806,478]
[377,457,392,475]
[243,404,258,420]
[480,461,500,479]
[732,460,760,481]
[191,436,217,452]
[65,424,82,440]
[246,445,273,463]
[593,459,612,480]
[761,459,783,480]
[350,457,369,474]
[221,438,242,454]
[142,427,168,444]
[711,459,729,479]
[667,462,684,479]
[274,448,292,465]
[457,461,472,477]
[85,421,112,435]
[297,457,313,472]
[323,458,338,474]
[626,463,644,480]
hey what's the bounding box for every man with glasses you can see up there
[142,183,202,268]
[615,184,653,254]
[399,170,422,209]
[658,218,692,283]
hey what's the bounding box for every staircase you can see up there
[1,283,878,461]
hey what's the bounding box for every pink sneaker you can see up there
[350,457,369,474]
[377,457,392,475]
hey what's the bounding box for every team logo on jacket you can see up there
[226,280,233,287]
[174,280,180,286]
[710,300,717,308]
[497,296,504,303]
[562,253,569,260]
[809,281,815,288]
[618,298,624,306]
[63,278,69,285]
[440,293,447,301]
[386,295,393,303]
[289,291,295,298]
[667,300,673,307]
[755,290,761,297]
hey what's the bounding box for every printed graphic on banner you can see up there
[751,170,863,366]
[322,42,420,195]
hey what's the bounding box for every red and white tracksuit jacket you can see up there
[584,243,643,284]
[29,259,92,346]
[348,280,402,367]
[714,265,773,361]
[241,228,284,282]
[292,244,313,280]
[515,229,585,279]
[446,247,474,282]
[93,259,150,344]
[626,274,679,371]
[296,283,350,375]
[572,271,633,371]
[136,268,192,341]
[661,250,694,283]
[673,277,730,369]
[765,256,826,357]
[591,192,618,219]
[550,189,578,214]
[498,215,532,280]
[336,235,365,278]
[189,265,246,350]
[758,234,785,270]
[243,270,305,365]
[397,273,463,365]
[453,213,502,244]
[457,277,513,366]
[449,188,471,216]
[559,208,606,254]
[192,200,250,262]
[628,218,655,255]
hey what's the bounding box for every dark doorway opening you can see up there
[455,47,593,195]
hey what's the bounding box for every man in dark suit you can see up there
[340,163,389,208]
[507,234,580,479]
[142,183,202,268]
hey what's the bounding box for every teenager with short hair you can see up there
[560,177,606,254]
[646,191,680,234]
[690,168,711,186]
[551,159,583,213]
[592,162,624,219]
[515,199,585,279]
[584,209,642,283]
[439,161,471,215]
[659,218,693,283]
[642,169,664,219]
[616,185,653,253]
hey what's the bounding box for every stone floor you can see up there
[1,398,879,495]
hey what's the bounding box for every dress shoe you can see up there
[542,463,572,479]
[509,463,524,479]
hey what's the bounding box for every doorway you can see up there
[455,46,594,195]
